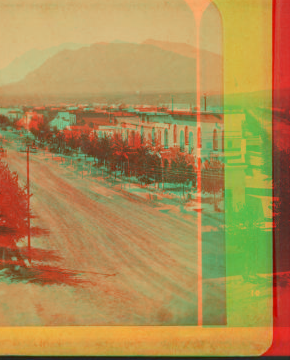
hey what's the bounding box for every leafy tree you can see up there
[56,131,66,150]
[88,133,100,162]
[29,127,38,139]
[80,133,90,158]
[67,132,80,150]
[0,115,9,127]
[186,163,196,189]
[201,158,224,210]
[168,153,194,196]
[11,119,19,130]
[146,152,162,186]
[36,121,52,143]
[0,160,30,268]
[134,144,151,185]
[111,135,131,176]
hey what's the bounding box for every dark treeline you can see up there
[29,123,198,193]
[6,118,224,203]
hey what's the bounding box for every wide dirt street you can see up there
[0,135,210,326]
[0,132,274,329]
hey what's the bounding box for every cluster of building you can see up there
[1,103,228,160]
[0,103,270,214]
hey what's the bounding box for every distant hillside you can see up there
[143,39,223,95]
[0,42,223,99]
[0,42,89,86]
[143,39,202,59]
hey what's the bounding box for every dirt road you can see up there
[0,139,206,325]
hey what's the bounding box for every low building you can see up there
[66,124,91,135]
[0,107,24,122]
[50,112,77,130]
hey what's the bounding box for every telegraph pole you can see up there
[27,145,31,263]
[25,113,31,263]
[196,15,203,328]
[204,93,207,111]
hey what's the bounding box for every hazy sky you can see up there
[0,0,222,70]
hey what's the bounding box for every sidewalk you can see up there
[66,158,225,221]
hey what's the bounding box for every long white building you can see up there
[50,112,77,130]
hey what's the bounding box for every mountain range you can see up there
[0,42,90,87]
[0,40,222,100]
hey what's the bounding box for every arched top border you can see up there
[185,0,223,24]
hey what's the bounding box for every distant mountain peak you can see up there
[142,38,198,58]
[0,42,89,86]
[0,41,223,100]
[142,38,221,57]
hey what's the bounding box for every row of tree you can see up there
[26,122,224,204]
[30,124,199,193]
[201,157,225,210]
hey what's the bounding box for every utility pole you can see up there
[27,145,31,263]
[128,158,130,189]
[204,93,207,112]
[156,152,163,191]
[171,96,174,112]
[162,161,164,191]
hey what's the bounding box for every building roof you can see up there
[54,111,73,119]
[7,110,23,114]
[171,113,223,124]
[111,111,137,117]
[81,117,112,127]
[50,118,70,125]
[115,116,140,122]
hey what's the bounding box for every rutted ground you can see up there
[0,140,204,325]
[0,132,273,328]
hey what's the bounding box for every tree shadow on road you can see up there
[0,225,117,287]
[0,227,92,287]
[0,261,91,287]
